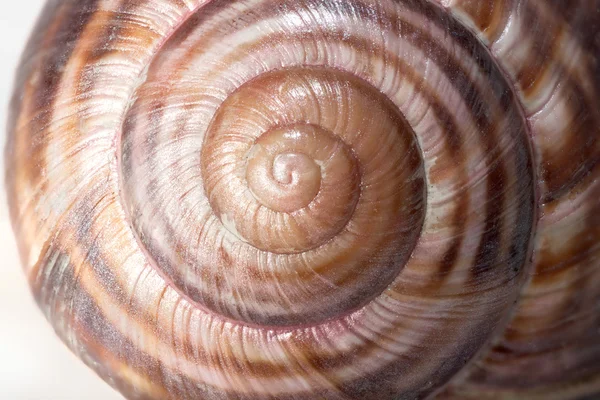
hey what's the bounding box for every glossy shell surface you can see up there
[5,0,600,399]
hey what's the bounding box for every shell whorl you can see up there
[4,0,599,399]
[124,66,427,328]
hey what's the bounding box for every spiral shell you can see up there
[5,0,600,399]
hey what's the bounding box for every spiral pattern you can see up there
[123,66,427,328]
[5,0,599,399]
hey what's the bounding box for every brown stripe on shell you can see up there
[445,0,600,203]
[29,0,101,182]
[4,0,100,269]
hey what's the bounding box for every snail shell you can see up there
[5,0,600,399]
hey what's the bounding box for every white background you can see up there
[1,2,122,399]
